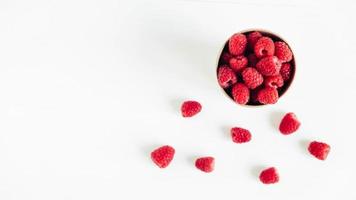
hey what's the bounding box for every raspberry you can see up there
[217,65,237,88]
[151,145,175,168]
[220,52,233,64]
[275,41,293,63]
[254,37,275,58]
[308,141,330,160]
[279,112,301,135]
[247,31,262,50]
[247,54,258,67]
[264,75,284,88]
[257,87,278,104]
[259,167,279,184]
[195,157,215,173]
[231,83,250,105]
[231,127,252,143]
[181,101,202,117]
[256,56,281,76]
[229,33,247,56]
[229,56,248,72]
[280,63,291,81]
[242,67,264,89]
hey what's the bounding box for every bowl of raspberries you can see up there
[217,29,295,106]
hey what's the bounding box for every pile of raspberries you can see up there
[217,31,294,105]
[150,101,331,185]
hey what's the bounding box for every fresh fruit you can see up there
[231,83,250,105]
[241,67,264,89]
[181,101,202,117]
[229,56,248,72]
[257,87,279,104]
[275,41,293,63]
[256,56,281,76]
[279,112,301,135]
[280,63,291,81]
[254,37,275,58]
[217,65,237,88]
[259,167,279,184]
[151,145,175,168]
[195,157,215,173]
[217,31,295,106]
[265,75,284,88]
[308,141,330,160]
[229,33,247,56]
[247,31,262,50]
[231,127,252,143]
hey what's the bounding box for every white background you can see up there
[0,0,355,199]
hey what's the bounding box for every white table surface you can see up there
[0,0,355,199]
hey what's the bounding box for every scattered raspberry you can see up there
[247,31,262,50]
[280,63,291,81]
[231,83,250,105]
[257,87,279,104]
[264,75,284,88]
[195,157,215,173]
[217,65,237,88]
[254,37,275,58]
[229,56,248,72]
[181,101,202,117]
[308,141,330,160]
[220,52,233,64]
[247,54,258,67]
[279,112,301,135]
[256,56,281,76]
[229,33,247,56]
[275,41,293,63]
[231,127,252,143]
[151,145,175,168]
[242,67,264,89]
[259,167,279,184]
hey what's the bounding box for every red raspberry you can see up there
[242,67,264,89]
[228,33,247,56]
[257,87,278,104]
[247,31,262,50]
[280,63,291,81]
[279,112,301,135]
[151,145,175,168]
[264,75,284,88]
[247,54,258,67]
[308,141,330,160]
[229,56,248,72]
[256,56,281,76]
[181,101,202,117]
[231,127,252,143]
[275,41,293,63]
[195,157,215,173]
[231,83,250,105]
[254,37,275,58]
[217,65,237,88]
[259,167,279,184]
[220,52,233,64]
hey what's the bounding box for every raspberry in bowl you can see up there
[216,29,296,106]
